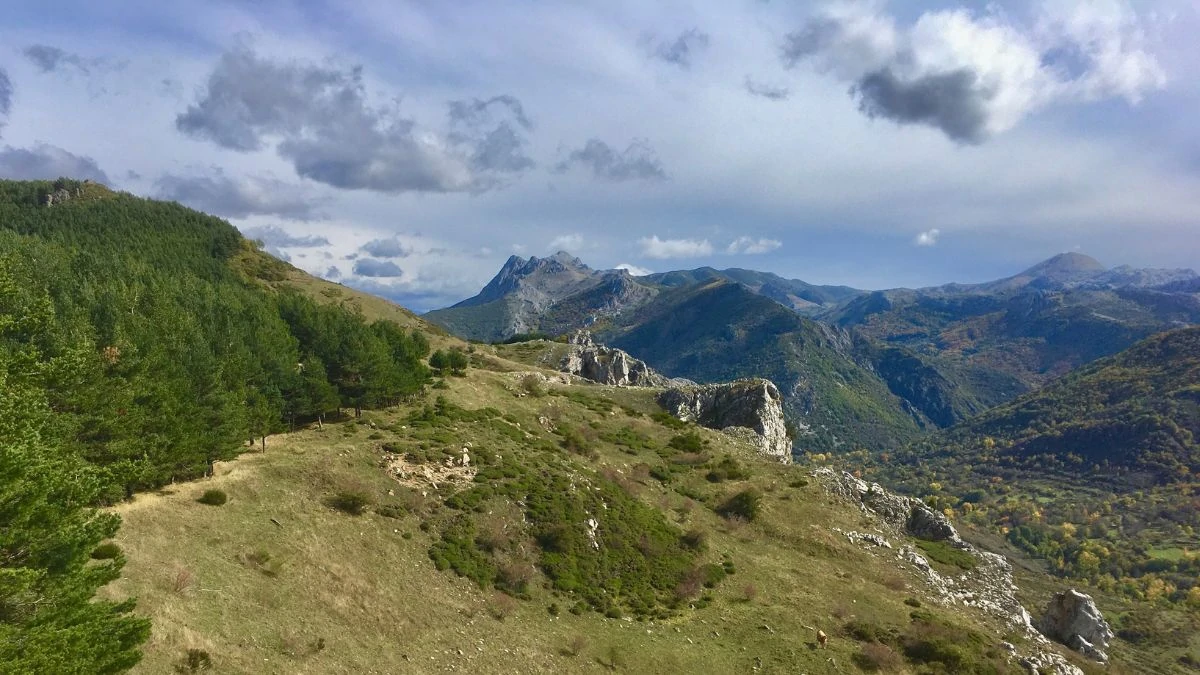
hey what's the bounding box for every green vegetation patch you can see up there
[915,539,977,571]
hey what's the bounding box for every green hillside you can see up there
[606,281,937,452]
[0,179,431,672]
[875,328,1200,617]
[834,284,1200,411]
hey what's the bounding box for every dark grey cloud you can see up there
[447,95,532,131]
[780,17,841,69]
[853,68,988,144]
[360,237,412,258]
[353,258,404,277]
[555,139,667,182]
[154,169,326,220]
[652,29,710,68]
[447,95,535,175]
[744,77,790,101]
[241,225,330,248]
[177,46,532,194]
[0,143,110,182]
[325,266,341,280]
[0,69,11,136]
[23,45,90,74]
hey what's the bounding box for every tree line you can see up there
[0,179,432,671]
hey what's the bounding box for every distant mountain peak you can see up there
[1020,252,1106,278]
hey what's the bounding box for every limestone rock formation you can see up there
[812,468,1086,675]
[658,379,792,462]
[559,331,670,387]
[1037,589,1113,664]
[817,468,965,547]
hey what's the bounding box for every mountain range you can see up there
[427,251,1200,452]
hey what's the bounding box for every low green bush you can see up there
[197,489,227,506]
[91,542,122,560]
[915,539,977,571]
[717,489,763,521]
[327,489,373,515]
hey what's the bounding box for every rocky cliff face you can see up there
[658,379,792,463]
[1038,589,1114,664]
[813,468,1096,675]
[559,331,670,387]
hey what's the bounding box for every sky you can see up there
[1,0,1198,311]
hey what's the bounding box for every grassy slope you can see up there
[100,354,1097,674]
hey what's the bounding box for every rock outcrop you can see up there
[1037,589,1113,664]
[559,331,670,387]
[812,468,1086,675]
[658,379,792,463]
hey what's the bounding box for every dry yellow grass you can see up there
[102,355,1070,674]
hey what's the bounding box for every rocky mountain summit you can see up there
[425,252,656,341]
[813,468,1107,674]
[658,379,793,462]
[558,330,672,387]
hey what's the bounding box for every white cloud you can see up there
[639,235,713,259]
[783,1,1167,142]
[915,228,941,246]
[548,233,584,252]
[727,236,782,255]
[615,262,652,276]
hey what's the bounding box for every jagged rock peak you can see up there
[658,379,791,463]
[1037,589,1114,664]
[559,330,668,388]
[465,251,593,307]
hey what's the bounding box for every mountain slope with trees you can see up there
[0,179,432,671]
[874,327,1200,615]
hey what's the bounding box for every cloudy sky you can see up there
[2,0,1198,311]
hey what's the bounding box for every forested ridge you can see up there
[0,179,430,672]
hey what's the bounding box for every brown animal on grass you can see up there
[817,629,828,648]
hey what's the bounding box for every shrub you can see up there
[852,642,903,672]
[559,426,596,458]
[177,648,212,672]
[496,562,535,595]
[698,563,727,588]
[717,489,763,521]
[197,489,228,506]
[520,374,545,397]
[651,411,688,430]
[706,456,750,483]
[327,488,373,515]
[905,597,922,608]
[377,503,407,519]
[239,549,281,577]
[172,567,194,594]
[563,635,588,657]
[91,542,122,560]
[845,620,891,643]
[680,529,708,552]
[668,431,707,454]
[488,591,518,620]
